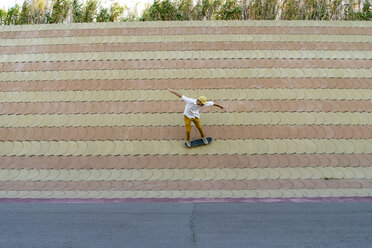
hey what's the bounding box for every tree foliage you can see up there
[0,9,7,24]
[0,0,370,25]
[216,0,242,20]
[82,0,98,22]
[19,0,32,24]
[4,4,21,25]
[97,2,124,22]
[72,0,84,22]
[141,0,179,21]
[50,0,71,23]
[246,0,278,20]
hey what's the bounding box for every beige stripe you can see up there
[1,34,370,47]
[2,43,370,56]
[1,68,370,82]
[0,188,371,199]
[1,154,371,170]
[1,78,370,92]
[0,21,370,32]
[1,125,371,141]
[1,59,370,73]
[1,100,370,114]
[1,167,372,181]
[0,113,370,127]
[0,139,371,156]
[2,27,370,40]
[2,50,370,63]
[2,179,372,191]
[1,89,370,102]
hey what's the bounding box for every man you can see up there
[168,88,224,147]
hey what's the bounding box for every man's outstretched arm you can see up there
[213,103,224,110]
[168,88,182,98]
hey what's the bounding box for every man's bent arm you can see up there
[167,88,182,98]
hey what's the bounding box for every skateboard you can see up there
[185,137,212,148]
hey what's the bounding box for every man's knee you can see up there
[185,126,192,133]
[194,120,203,130]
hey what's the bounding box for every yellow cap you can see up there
[198,96,207,105]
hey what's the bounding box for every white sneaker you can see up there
[186,141,191,147]
[202,138,208,144]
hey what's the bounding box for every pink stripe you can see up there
[1,197,372,204]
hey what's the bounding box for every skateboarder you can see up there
[167,88,224,147]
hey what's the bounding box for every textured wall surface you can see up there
[0,21,371,201]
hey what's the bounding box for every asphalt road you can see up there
[1,202,371,248]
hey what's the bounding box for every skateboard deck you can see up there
[185,137,212,148]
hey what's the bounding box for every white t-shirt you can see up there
[182,95,213,119]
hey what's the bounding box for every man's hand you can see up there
[167,88,182,98]
[213,104,224,110]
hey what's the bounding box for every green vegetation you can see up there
[0,0,370,25]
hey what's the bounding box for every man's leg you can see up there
[193,118,206,138]
[184,115,192,142]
